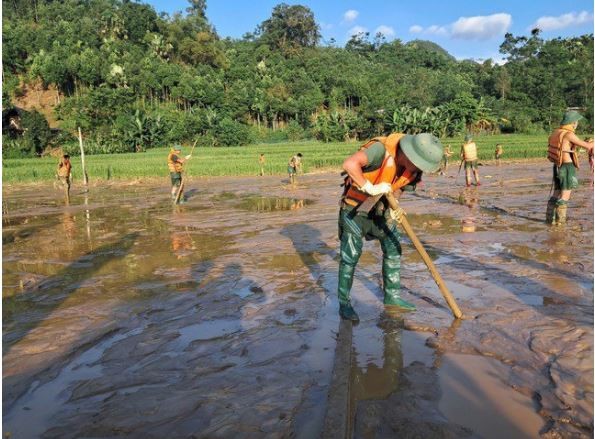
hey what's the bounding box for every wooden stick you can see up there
[189,139,198,156]
[78,127,89,189]
[174,176,185,205]
[386,192,463,319]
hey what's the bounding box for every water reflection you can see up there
[237,196,311,212]
[459,189,480,233]
[171,229,195,260]
[211,192,313,212]
[351,322,403,407]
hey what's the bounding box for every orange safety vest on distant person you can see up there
[343,133,419,207]
[57,159,71,177]
[548,125,578,168]
[167,151,183,173]
[462,142,478,161]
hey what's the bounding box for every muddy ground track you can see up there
[2,162,593,438]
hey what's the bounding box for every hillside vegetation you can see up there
[2,1,593,159]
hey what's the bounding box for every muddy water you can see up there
[3,162,593,438]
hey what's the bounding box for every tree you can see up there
[257,4,320,53]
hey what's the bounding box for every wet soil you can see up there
[3,163,593,438]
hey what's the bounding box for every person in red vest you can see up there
[546,110,594,224]
[338,133,443,322]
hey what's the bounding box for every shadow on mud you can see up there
[419,242,587,315]
[3,232,140,355]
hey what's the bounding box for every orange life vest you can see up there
[462,142,478,161]
[343,133,419,208]
[548,126,578,168]
[57,159,71,177]
[167,152,183,173]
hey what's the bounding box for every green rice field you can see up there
[2,134,561,183]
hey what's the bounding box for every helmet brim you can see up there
[560,112,583,125]
[399,134,442,173]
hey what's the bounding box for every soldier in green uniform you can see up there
[546,110,594,224]
[167,145,191,204]
[288,153,303,185]
[338,133,443,322]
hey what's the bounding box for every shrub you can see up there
[214,117,250,146]
[286,119,304,141]
[20,110,52,156]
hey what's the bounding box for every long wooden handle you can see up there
[189,139,198,156]
[174,177,185,204]
[386,193,463,319]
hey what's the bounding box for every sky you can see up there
[146,0,594,62]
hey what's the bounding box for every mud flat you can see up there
[3,162,593,438]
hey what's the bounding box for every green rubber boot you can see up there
[381,226,416,311]
[337,211,363,321]
[545,197,557,224]
[339,302,360,322]
[554,200,567,225]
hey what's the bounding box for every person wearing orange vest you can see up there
[259,153,266,176]
[167,145,191,203]
[338,133,444,322]
[461,134,480,186]
[494,144,504,166]
[545,110,594,224]
[56,154,72,200]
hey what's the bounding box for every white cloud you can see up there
[531,11,593,31]
[343,10,359,23]
[427,25,449,36]
[348,25,368,36]
[411,13,511,40]
[451,13,512,40]
[320,21,334,30]
[375,25,395,37]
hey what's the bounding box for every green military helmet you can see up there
[464,133,473,142]
[400,133,444,173]
[173,144,182,152]
[560,110,583,125]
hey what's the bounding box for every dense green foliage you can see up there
[2,1,593,158]
[3,134,558,183]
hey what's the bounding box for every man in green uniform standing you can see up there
[461,134,480,186]
[167,145,191,204]
[439,144,452,175]
[288,153,303,185]
[56,154,72,202]
[338,133,443,322]
[546,110,594,224]
[259,153,266,176]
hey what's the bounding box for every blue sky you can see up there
[146,0,594,62]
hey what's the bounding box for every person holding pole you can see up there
[167,145,191,204]
[338,133,445,322]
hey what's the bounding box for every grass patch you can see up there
[2,134,556,183]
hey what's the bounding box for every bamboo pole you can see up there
[386,192,463,319]
[78,127,89,190]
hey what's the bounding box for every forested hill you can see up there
[2,0,593,157]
